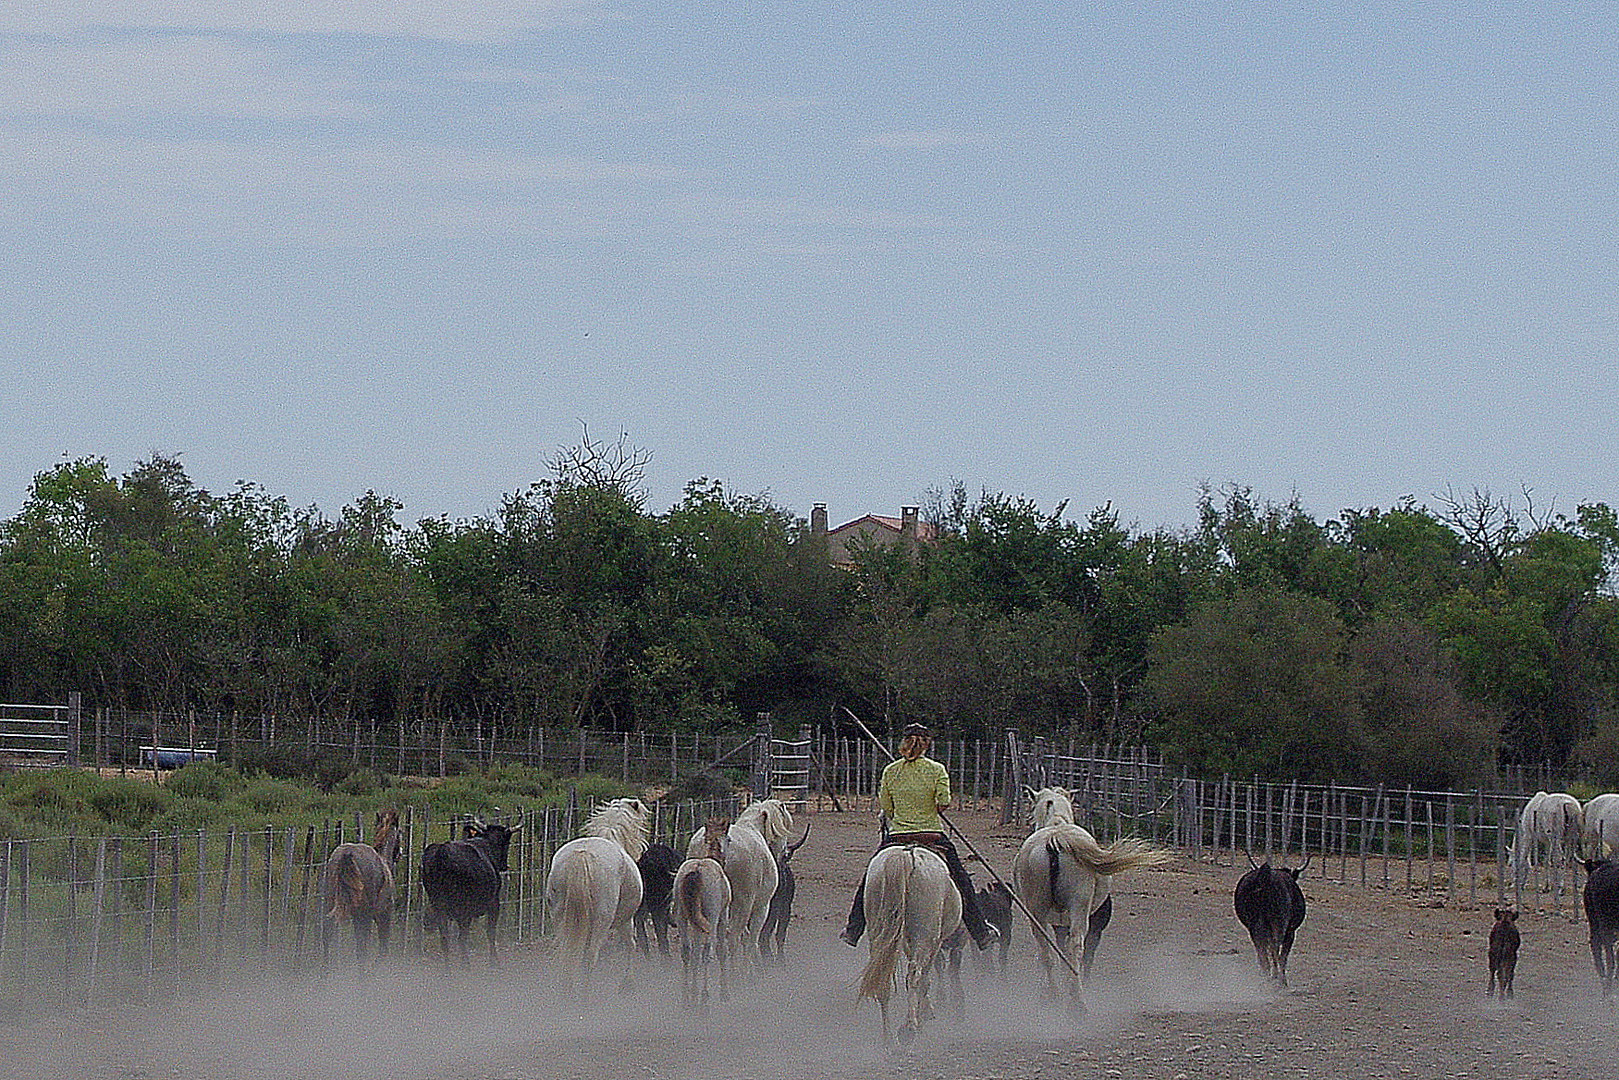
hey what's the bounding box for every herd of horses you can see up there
[318,785,1619,1045]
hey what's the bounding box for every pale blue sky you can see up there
[3,3,1615,531]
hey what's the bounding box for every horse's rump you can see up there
[738,798,795,855]
[325,843,393,921]
[858,846,957,1003]
[554,847,603,957]
[679,865,711,934]
[326,847,364,920]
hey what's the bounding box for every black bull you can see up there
[421,821,518,966]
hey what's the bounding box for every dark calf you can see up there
[633,843,682,958]
[759,824,810,963]
[973,880,1014,974]
[1234,860,1307,988]
[1584,858,1619,996]
[1487,909,1520,999]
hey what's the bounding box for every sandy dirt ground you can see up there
[2,805,1618,1080]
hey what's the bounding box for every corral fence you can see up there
[60,707,1584,812]
[1008,734,1591,912]
[81,708,773,792]
[0,793,736,1008]
[0,696,80,768]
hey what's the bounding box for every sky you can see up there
[3,2,1616,534]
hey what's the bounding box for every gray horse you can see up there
[322,809,403,967]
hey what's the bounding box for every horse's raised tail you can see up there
[858,854,908,1003]
[1053,830,1173,877]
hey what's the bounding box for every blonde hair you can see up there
[899,733,930,761]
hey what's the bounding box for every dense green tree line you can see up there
[2,441,1615,788]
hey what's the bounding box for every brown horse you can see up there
[323,810,403,967]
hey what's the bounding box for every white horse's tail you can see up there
[859,854,908,1003]
[556,851,598,964]
[1051,829,1172,877]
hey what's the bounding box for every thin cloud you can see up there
[2,2,604,44]
[0,125,677,245]
[0,37,366,120]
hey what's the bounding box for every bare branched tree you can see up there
[547,424,652,506]
[1437,485,1521,577]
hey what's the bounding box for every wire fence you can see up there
[0,794,738,1008]
[0,706,1606,1003]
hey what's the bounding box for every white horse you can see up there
[1583,793,1619,859]
[686,797,795,859]
[687,798,782,973]
[671,817,732,1012]
[1513,791,1584,894]
[1013,786,1172,1006]
[856,844,962,1045]
[546,797,649,994]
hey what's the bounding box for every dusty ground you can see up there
[2,806,1618,1080]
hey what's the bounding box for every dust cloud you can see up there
[5,808,1619,1079]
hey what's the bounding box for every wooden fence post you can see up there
[169,832,181,985]
[145,832,158,990]
[88,836,107,1004]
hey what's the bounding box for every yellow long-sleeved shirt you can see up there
[878,755,951,833]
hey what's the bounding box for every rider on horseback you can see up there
[840,722,1000,951]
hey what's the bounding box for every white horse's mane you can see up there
[738,798,794,850]
[1027,786,1077,829]
[584,797,650,859]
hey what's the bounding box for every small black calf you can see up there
[1584,858,1619,996]
[1234,860,1307,988]
[973,880,1014,973]
[759,824,810,963]
[1488,909,1520,999]
[421,819,518,967]
[633,842,682,958]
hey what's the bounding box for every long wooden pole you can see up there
[838,707,1084,981]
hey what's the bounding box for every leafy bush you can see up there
[240,776,312,816]
[665,768,737,802]
[232,745,350,792]
[166,760,248,801]
[2,769,106,833]
[334,768,387,797]
[87,778,171,830]
[482,763,555,798]
[147,796,229,835]
[559,773,637,807]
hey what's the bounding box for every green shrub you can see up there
[166,760,247,802]
[482,763,555,797]
[560,773,637,806]
[240,776,311,816]
[665,768,737,803]
[334,768,387,797]
[147,796,230,835]
[0,803,26,841]
[87,778,171,830]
